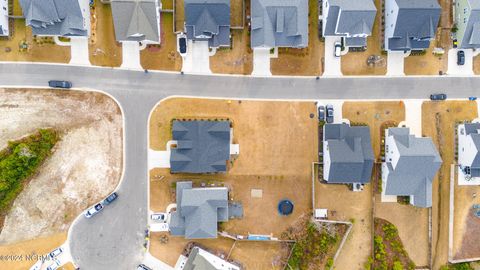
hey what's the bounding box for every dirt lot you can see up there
[342,101,405,158]
[0,232,72,270]
[404,44,447,76]
[452,183,480,259]
[422,101,478,269]
[89,1,122,67]
[0,1,70,63]
[141,13,182,71]
[341,0,386,75]
[0,89,123,244]
[210,30,253,75]
[149,98,317,268]
[270,0,324,76]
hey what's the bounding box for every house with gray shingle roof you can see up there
[455,0,480,49]
[457,123,480,184]
[111,0,161,43]
[184,0,231,48]
[170,120,234,174]
[19,0,89,36]
[0,0,9,37]
[251,0,308,48]
[184,246,240,270]
[169,181,229,239]
[384,0,441,51]
[322,0,377,48]
[323,123,374,185]
[382,127,442,208]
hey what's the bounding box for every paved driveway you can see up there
[387,51,405,76]
[121,41,142,69]
[323,37,342,76]
[447,49,474,76]
[252,48,272,76]
[182,40,211,74]
[69,37,90,66]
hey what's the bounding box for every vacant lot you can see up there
[422,101,478,269]
[452,183,480,260]
[89,1,122,67]
[270,0,323,76]
[0,232,68,270]
[0,89,122,244]
[341,0,386,75]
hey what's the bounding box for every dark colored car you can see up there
[430,93,447,101]
[48,80,72,89]
[178,37,187,54]
[457,50,465,66]
[103,192,118,205]
[318,105,325,121]
[326,104,334,123]
[453,39,458,48]
[137,264,152,270]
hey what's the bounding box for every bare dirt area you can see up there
[229,241,287,270]
[474,56,480,75]
[270,0,323,76]
[315,183,372,270]
[342,101,405,158]
[89,1,122,67]
[404,44,447,76]
[210,30,253,75]
[422,101,478,269]
[0,89,123,245]
[0,232,66,270]
[149,98,318,268]
[341,0,386,75]
[452,184,480,259]
[141,13,182,71]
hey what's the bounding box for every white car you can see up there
[151,213,167,222]
[46,259,61,270]
[84,203,104,218]
[48,247,63,259]
[334,42,341,57]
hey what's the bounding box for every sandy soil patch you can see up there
[0,89,122,244]
[422,101,478,269]
[341,0,386,75]
[0,232,67,270]
[453,184,480,259]
[270,0,323,76]
[141,13,182,71]
[89,1,122,67]
[315,183,372,270]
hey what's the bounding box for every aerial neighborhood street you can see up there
[1,0,480,270]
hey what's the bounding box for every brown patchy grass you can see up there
[422,101,478,270]
[453,184,480,260]
[0,232,67,270]
[341,0,387,75]
[210,30,253,75]
[404,43,447,76]
[174,0,185,33]
[141,13,182,71]
[270,0,323,76]
[89,1,122,67]
[473,55,480,75]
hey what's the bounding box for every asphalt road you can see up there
[1,63,480,269]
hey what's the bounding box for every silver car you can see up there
[84,203,104,218]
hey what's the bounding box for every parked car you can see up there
[103,192,118,205]
[151,213,167,222]
[48,247,63,260]
[137,264,153,270]
[177,33,187,57]
[457,50,465,66]
[46,259,61,270]
[84,203,104,218]
[469,96,477,101]
[334,42,341,57]
[318,105,325,121]
[326,104,334,123]
[48,80,72,89]
[430,93,447,101]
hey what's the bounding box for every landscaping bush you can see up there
[0,129,58,212]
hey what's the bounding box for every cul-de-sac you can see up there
[1,0,480,270]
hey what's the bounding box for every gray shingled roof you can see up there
[20,0,87,36]
[459,0,480,49]
[185,0,230,47]
[323,0,376,47]
[462,123,480,177]
[384,128,442,208]
[170,120,231,174]
[387,0,440,51]
[111,0,160,42]
[323,123,374,184]
[169,181,229,239]
[184,247,216,270]
[251,0,308,48]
